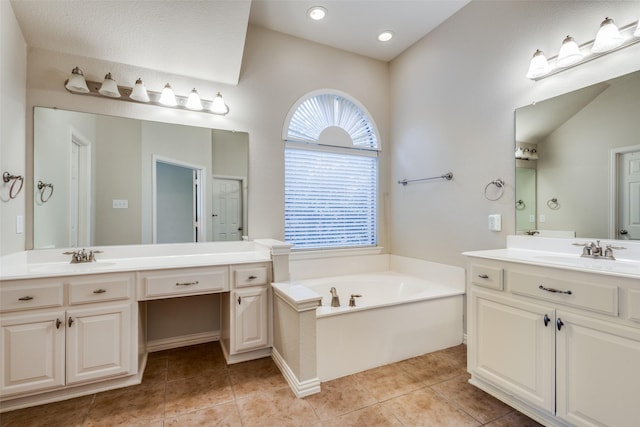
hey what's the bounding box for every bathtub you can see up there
[293,271,464,381]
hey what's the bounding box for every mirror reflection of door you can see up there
[618,148,640,240]
[69,130,91,247]
[212,177,243,241]
[155,160,203,244]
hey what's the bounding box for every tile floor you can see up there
[0,342,543,426]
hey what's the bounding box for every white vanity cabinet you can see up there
[0,273,136,399]
[467,258,640,427]
[221,263,272,362]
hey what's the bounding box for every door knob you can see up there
[619,229,628,235]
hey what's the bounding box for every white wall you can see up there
[1,0,27,255]
[389,1,640,266]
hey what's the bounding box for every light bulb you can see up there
[159,83,177,106]
[130,78,150,103]
[378,31,394,42]
[592,17,623,53]
[526,49,551,79]
[65,67,90,93]
[307,6,327,20]
[186,88,203,110]
[556,36,583,67]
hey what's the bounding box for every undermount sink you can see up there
[30,261,116,274]
[534,255,640,274]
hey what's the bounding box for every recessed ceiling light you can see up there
[307,6,327,21]
[378,30,394,42]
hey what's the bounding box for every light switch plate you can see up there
[488,214,502,231]
[113,199,129,209]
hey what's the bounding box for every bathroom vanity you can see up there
[0,239,290,412]
[465,236,640,427]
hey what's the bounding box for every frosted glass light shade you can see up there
[98,73,121,98]
[556,36,583,67]
[65,67,90,93]
[130,78,150,102]
[210,92,229,115]
[515,147,524,159]
[635,18,640,37]
[159,83,177,106]
[186,89,203,110]
[592,17,623,53]
[526,49,551,79]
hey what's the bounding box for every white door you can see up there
[556,310,640,427]
[619,150,640,239]
[212,177,243,241]
[0,311,65,396]
[233,287,268,353]
[66,304,131,384]
[69,142,79,247]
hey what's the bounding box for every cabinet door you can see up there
[233,287,268,353]
[469,290,555,412]
[66,304,131,384]
[556,311,640,427]
[0,311,65,397]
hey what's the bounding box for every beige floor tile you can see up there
[396,352,466,386]
[165,370,235,418]
[483,410,545,427]
[321,403,403,427]
[142,357,168,384]
[353,363,424,401]
[431,374,513,424]
[167,356,227,381]
[164,401,242,426]
[83,383,165,426]
[382,387,480,427]
[304,375,378,420]
[0,395,93,427]
[237,387,319,427]
[227,357,288,399]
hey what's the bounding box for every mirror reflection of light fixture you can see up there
[527,17,640,81]
[515,147,525,159]
[98,73,121,98]
[186,88,203,110]
[556,36,583,67]
[63,67,230,115]
[65,67,90,93]
[592,17,623,53]
[130,78,150,103]
[516,146,538,160]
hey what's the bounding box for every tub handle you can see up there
[349,294,362,307]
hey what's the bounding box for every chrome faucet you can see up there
[573,240,625,260]
[330,287,340,307]
[63,248,103,263]
[348,294,362,307]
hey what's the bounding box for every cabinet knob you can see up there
[68,317,74,327]
[238,296,242,305]
[543,314,550,327]
[56,318,62,329]
[557,318,564,331]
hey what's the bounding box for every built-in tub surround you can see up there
[464,235,640,427]
[271,254,465,397]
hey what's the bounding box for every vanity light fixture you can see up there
[378,30,394,42]
[527,16,640,81]
[98,73,121,98]
[307,6,327,21]
[64,67,230,115]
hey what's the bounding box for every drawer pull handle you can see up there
[93,289,107,294]
[18,296,34,301]
[68,317,74,327]
[176,281,199,286]
[477,274,489,279]
[56,318,62,329]
[543,314,550,327]
[248,275,258,280]
[557,318,564,331]
[538,285,572,295]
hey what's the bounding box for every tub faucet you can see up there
[349,294,362,307]
[330,287,340,307]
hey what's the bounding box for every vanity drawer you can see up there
[139,266,229,299]
[68,273,133,305]
[470,263,503,290]
[232,264,270,288]
[0,280,64,313]
[508,270,618,316]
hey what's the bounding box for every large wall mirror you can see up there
[515,69,640,240]
[33,107,249,249]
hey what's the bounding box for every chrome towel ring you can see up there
[547,198,560,210]
[484,178,505,201]
[516,199,526,210]
[2,172,24,200]
[37,180,54,203]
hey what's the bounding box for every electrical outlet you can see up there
[16,215,24,234]
[539,214,546,223]
[529,215,535,223]
[488,214,502,231]
[113,199,129,209]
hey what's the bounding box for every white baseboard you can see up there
[147,331,220,353]
[271,347,321,398]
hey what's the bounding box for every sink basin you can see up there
[30,261,116,274]
[534,255,640,274]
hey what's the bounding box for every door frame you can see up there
[68,126,92,247]
[152,155,206,244]
[609,144,640,239]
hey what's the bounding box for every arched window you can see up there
[283,90,380,250]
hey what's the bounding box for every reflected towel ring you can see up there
[37,180,54,203]
[484,178,505,201]
[3,172,24,200]
[547,197,559,210]
[516,199,526,210]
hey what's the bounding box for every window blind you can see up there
[285,147,377,249]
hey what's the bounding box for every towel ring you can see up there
[547,198,559,210]
[37,181,54,203]
[516,199,526,210]
[3,172,24,200]
[484,178,505,201]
